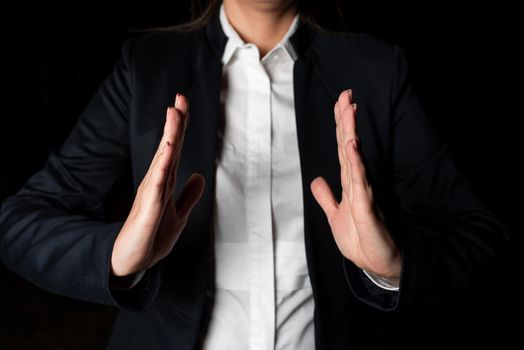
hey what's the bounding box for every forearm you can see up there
[0,194,162,311]
[0,194,123,305]
[344,194,510,312]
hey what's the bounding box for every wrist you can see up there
[363,269,400,291]
[109,270,147,290]
[377,224,402,280]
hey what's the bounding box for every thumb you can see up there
[310,177,338,219]
[176,173,206,218]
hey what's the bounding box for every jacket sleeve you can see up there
[343,45,511,311]
[0,40,160,311]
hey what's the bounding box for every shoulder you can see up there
[309,29,405,95]
[130,28,205,50]
[312,29,400,70]
[120,28,208,66]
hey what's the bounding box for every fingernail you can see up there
[166,106,172,120]
[347,89,352,100]
[174,94,180,108]
[353,103,357,112]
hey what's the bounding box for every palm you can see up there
[153,193,191,263]
[111,95,205,277]
[311,90,401,279]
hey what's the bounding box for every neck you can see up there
[223,0,298,57]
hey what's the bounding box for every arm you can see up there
[0,40,204,311]
[0,41,135,307]
[312,46,511,311]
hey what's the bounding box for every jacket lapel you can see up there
[308,34,384,187]
[292,26,385,348]
[294,46,354,318]
[161,20,226,324]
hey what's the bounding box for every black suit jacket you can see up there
[0,8,510,350]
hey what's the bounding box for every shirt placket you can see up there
[243,45,275,350]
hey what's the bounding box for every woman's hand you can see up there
[111,94,205,277]
[310,90,401,280]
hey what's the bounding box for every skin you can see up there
[311,90,401,280]
[111,95,205,277]
[222,0,298,57]
[110,1,401,282]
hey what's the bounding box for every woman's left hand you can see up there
[310,90,401,281]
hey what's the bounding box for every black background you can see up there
[1,0,520,348]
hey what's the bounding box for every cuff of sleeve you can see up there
[362,269,400,291]
[104,222,161,312]
[109,269,147,290]
[109,265,161,312]
[343,257,399,311]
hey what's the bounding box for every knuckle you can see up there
[157,164,169,175]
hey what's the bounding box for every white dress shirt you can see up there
[201,5,315,350]
[199,4,399,350]
[123,4,399,346]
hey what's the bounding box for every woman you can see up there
[0,0,510,349]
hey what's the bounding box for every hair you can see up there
[167,0,348,32]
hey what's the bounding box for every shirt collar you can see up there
[219,3,299,65]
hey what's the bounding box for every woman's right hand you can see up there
[110,94,205,277]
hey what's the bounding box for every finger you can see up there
[171,94,190,166]
[340,164,352,202]
[148,140,175,195]
[335,91,354,190]
[310,177,338,219]
[163,104,185,184]
[334,100,341,125]
[337,117,351,198]
[142,107,174,184]
[143,95,186,195]
[174,93,189,121]
[338,124,349,192]
[345,139,370,200]
[338,91,357,188]
[162,148,178,202]
[165,106,182,148]
[334,100,348,171]
[335,90,350,144]
[337,89,352,119]
[156,95,188,202]
[166,158,177,193]
[334,103,345,167]
[334,100,348,181]
[174,94,189,150]
[340,99,357,143]
[176,173,206,218]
